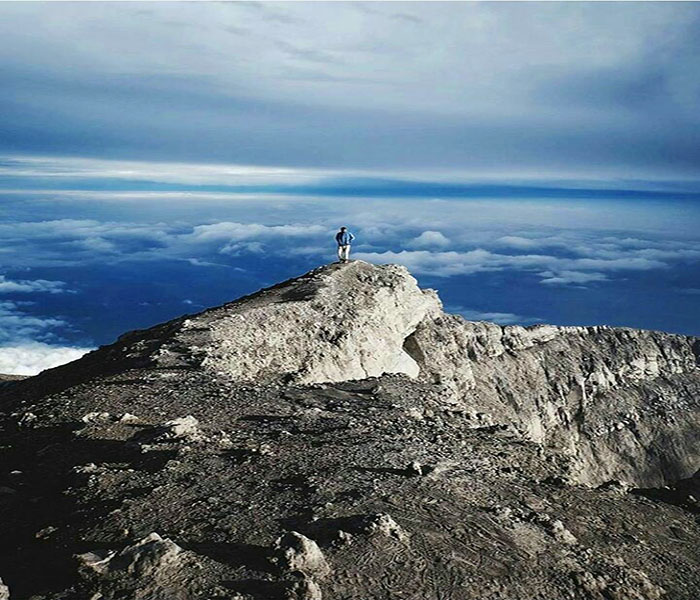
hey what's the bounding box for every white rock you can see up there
[142,261,441,384]
[0,577,9,600]
[118,413,142,424]
[361,514,408,541]
[159,416,204,442]
[81,412,114,425]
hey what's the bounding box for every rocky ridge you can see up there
[0,260,698,600]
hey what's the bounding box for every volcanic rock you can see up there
[271,532,331,578]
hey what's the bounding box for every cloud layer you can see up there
[0,343,91,376]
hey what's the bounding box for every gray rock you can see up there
[287,577,322,600]
[406,461,424,476]
[358,513,408,541]
[0,577,9,600]
[89,261,698,488]
[131,415,206,446]
[409,312,699,487]
[159,416,204,442]
[1,261,697,600]
[118,412,142,424]
[81,412,114,425]
[271,532,330,578]
[77,532,182,577]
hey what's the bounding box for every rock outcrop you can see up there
[408,315,699,486]
[271,531,331,578]
[77,532,183,577]
[94,261,441,384]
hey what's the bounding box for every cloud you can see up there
[0,200,698,303]
[450,307,543,326]
[494,235,569,251]
[188,222,326,243]
[0,275,70,294]
[408,230,450,249]
[0,155,333,187]
[0,3,699,178]
[0,300,68,343]
[353,246,674,283]
[0,342,92,375]
[538,271,609,286]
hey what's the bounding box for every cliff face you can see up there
[408,315,699,487]
[1,261,698,600]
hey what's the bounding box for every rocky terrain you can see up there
[0,261,698,600]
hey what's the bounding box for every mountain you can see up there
[0,261,698,600]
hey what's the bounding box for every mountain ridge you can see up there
[0,260,698,600]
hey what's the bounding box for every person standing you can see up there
[335,226,355,263]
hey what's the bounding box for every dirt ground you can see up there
[1,365,698,600]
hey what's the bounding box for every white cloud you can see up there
[0,297,93,375]
[408,230,450,249]
[353,246,671,283]
[0,300,70,343]
[539,271,609,286]
[1,2,690,118]
[219,241,265,256]
[0,342,92,376]
[189,222,326,243]
[494,235,570,250]
[1,209,698,295]
[0,155,334,187]
[0,275,70,294]
[451,307,543,326]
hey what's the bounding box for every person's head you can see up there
[340,226,347,232]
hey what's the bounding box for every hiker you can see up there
[335,226,355,263]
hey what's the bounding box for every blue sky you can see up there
[0,2,698,374]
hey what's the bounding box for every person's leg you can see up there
[337,245,343,262]
[344,245,351,262]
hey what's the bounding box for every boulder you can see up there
[77,532,182,578]
[357,513,408,541]
[271,532,330,578]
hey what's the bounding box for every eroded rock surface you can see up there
[271,531,331,578]
[408,314,699,486]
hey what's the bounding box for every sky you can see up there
[0,2,698,374]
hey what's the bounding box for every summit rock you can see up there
[96,261,442,384]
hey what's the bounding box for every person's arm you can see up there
[349,233,355,243]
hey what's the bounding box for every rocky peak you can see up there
[1,261,699,600]
[100,261,442,384]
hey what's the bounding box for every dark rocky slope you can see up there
[0,261,698,600]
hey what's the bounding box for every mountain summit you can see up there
[1,261,698,600]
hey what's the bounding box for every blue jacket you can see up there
[336,230,355,246]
